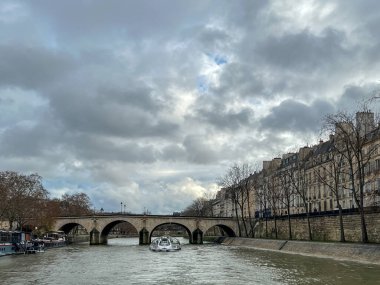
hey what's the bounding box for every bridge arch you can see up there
[149,222,192,244]
[55,222,91,243]
[58,222,84,233]
[100,220,139,245]
[204,224,236,238]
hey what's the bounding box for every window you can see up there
[376,159,380,170]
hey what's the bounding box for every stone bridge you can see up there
[53,214,238,245]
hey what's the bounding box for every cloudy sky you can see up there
[1,0,380,214]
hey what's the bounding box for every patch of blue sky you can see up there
[206,52,228,66]
[197,75,209,94]
[43,179,95,197]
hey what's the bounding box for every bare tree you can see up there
[253,172,269,238]
[265,173,281,239]
[278,169,295,240]
[0,171,49,230]
[325,109,379,243]
[0,174,9,220]
[59,192,93,216]
[246,171,261,237]
[311,138,346,242]
[182,196,213,217]
[217,163,253,237]
[287,151,313,241]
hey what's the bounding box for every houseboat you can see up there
[0,230,25,256]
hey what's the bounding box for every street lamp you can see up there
[124,203,126,214]
[120,202,123,214]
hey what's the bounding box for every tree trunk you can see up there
[359,185,369,243]
[239,202,248,237]
[234,200,242,237]
[246,189,255,237]
[306,212,312,241]
[8,219,13,231]
[352,182,369,243]
[241,215,248,237]
[274,215,278,239]
[359,207,369,243]
[287,203,292,240]
[338,205,346,242]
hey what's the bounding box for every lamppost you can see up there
[120,202,123,214]
[124,203,126,214]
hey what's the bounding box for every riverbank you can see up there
[218,237,380,265]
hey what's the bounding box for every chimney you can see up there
[356,111,375,137]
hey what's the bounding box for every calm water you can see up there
[0,238,379,285]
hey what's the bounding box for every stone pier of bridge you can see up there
[53,215,238,245]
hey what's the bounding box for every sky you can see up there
[1,0,380,214]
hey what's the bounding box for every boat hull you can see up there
[149,236,181,252]
[0,243,18,256]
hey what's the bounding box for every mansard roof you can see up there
[312,140,333,156]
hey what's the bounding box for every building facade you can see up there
[213,112,380,220]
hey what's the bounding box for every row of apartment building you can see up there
[212,111,380,218]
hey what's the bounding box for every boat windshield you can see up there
[159,239,169,246]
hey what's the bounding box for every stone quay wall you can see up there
[253,212,380,243]
[220,237,380,265]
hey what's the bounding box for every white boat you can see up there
[149,236,181,252]
[42,231,67,248]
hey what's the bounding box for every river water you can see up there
[0,238,379,285]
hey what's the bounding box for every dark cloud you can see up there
[161,144,187,162]
[49,85,179,139]
[210,63,267,99]
[0,119,61,158]
[0,45,76,89]
[337,83,380,112]
[260,99,335,133]
[193,103,254,131]
[68,135,159,163]
[256,28,351,72]
[26,0,214,42]
[183,135,219,164]
[195,26,233,52]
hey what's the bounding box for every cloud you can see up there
[337,83,380,112]
[0,45,76,90]
[183,135,219,164]
[256,28,351,73]
[192,103,254,131]
[259,99,335,134]
[1,0,380,214]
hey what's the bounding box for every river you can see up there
[0,238,379,285]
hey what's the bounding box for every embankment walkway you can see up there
[220,237,380,265]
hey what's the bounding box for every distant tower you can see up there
[356,111,375,137]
